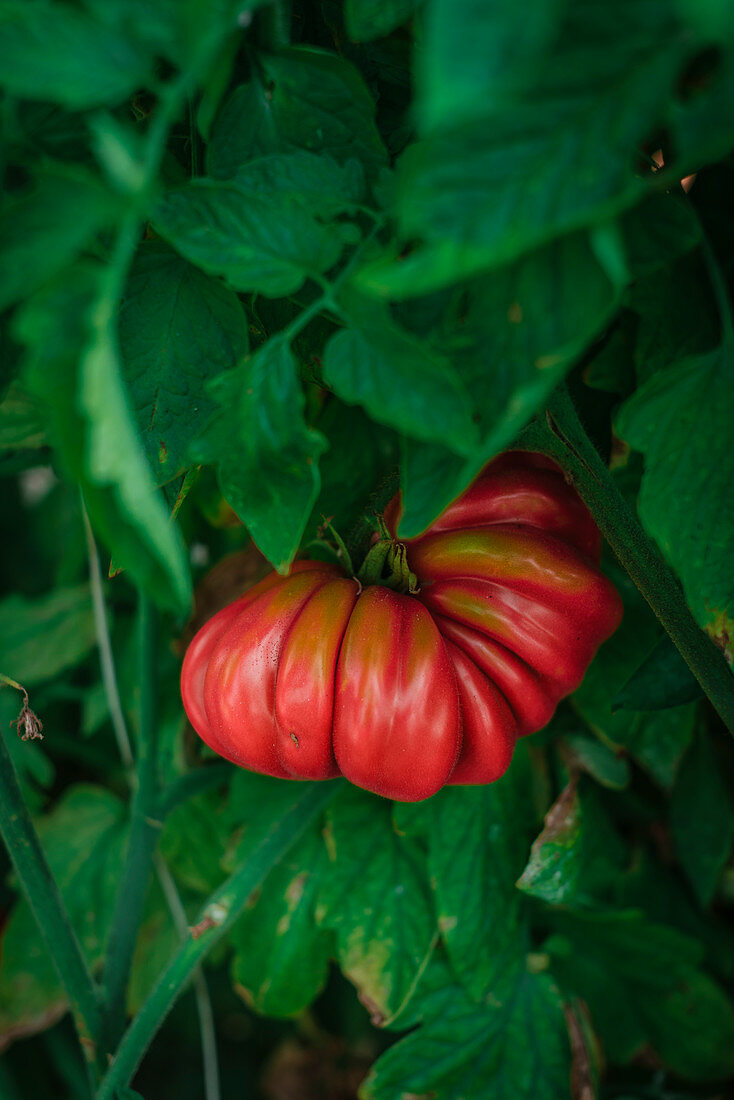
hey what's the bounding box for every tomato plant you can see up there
[1,2,734,1100]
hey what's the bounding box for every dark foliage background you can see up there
[1,1,734,1098]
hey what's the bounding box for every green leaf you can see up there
[345,0,419,42]
[386,229,620,535]
[614,633,703,711]
[0,585,95,687]
[616,346,734,660]
[559,731,630,790]
[0,168,115,313]
[0,1,152,109]
[323,296,478,456]
[400,746,536,1000]
[419,0,565,131]
[389,2,706,280]
[304,400,398,544]
[195,339,327,572]
[158,789,232,896]
[572,559,696,787]
[0,785,127,1046]
[229,823,333,1017]
[619,191,701,280]
[259,49,387,179]
[546,910,734,1080]
[16,266,192,614]
[671,727,734,906]
[208,49,387,181]
[316,788,436,1024]
[153,158,359,298]
[518,780,626,908]
[628,253,719,382]
[118,242,249,485]
[363,958,571,1100]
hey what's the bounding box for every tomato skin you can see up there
[332,588,461,802]
[180,450,623,801]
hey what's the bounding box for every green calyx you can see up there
[356,536,420,594]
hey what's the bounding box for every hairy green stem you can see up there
[527,384,734,730]
[95,780,342,1099]
[0,730,104,1067]
[101,595,162,1048]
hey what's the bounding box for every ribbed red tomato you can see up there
[180,451,622,801]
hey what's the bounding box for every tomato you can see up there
[180,451,622,802]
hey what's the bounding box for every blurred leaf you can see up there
[546,910,734,1080]
[316,788,436,1024]
[0,168,115,312]
[16,266,192,614]
[345,0,419,42]
[0,585,95,687]
[614,634,703,711]
[0,385,46,452]
[195,339,327,572]
[617,346,734,660]
[0,1,152,109]
[118,242,249,485]
[153,155,360,299]
[518,780,626,907]
[363,956,571,1100]
[671,727,734,906]
[81,0,265,71]
[419,0,564,131]
[229,823,334,1017]
[208,49,387,181]
[324,294,478,457]
[390,5,688,280]
[0,785,127,1047]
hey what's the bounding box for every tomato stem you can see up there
[524,382,734,732]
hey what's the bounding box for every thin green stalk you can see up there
[87,526,224,1092]
[527,383,734,730]
[101,594,162,1047]
[154,852,220,1100]
[83,506,134,770]
[0,730,104,1066]
[95,780,343,1100]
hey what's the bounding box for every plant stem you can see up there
[87,521,225,1091]
[101,594,162,1048]
[154,853,221,1100]
[95,780,343,1100]
[83,506,134,770]
[0,730,104,1067]
[527,383,734,730]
